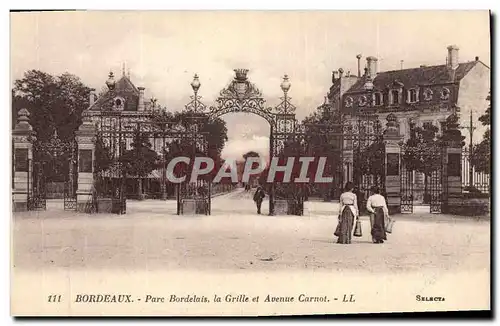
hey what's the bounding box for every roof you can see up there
[345,61,479,94]
[88,74,140,111]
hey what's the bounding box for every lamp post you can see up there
[460,110,476,189]
[280,74,291,114]
[190,74,201,113]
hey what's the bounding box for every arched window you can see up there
[374,92,382,106]
[390,90,400,105]
[408,89,418,103]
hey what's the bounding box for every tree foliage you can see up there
[120,131,159,178]
[13,70,91,142]
[94,133,113,174]
[471,92,491,173]
[401,122,442,175]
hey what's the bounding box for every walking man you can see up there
[253,185,266,214]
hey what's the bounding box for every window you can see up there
[408,89,418,103]
[390,90,400,105]
[440,87,450,100]
[114,96,125,110]
[374,92,382,106]
[423,88,433,101]
[439,121,447,134]
[422,121,434,130]
[344,96,353,108]
[358,96,367,107]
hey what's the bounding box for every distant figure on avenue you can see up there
[366,186,389,244]
[253,186,266,214]
[336,182,359,244]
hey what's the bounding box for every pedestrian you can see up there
[335,181,358,244]
[253,185,266,214]
[366,186,389,244]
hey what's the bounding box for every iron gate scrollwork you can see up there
[346,114,385,214]
[29,131,78,211]
[400,160,414,213]
[429,145,444,214]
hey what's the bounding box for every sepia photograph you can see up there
[10,10,491,316]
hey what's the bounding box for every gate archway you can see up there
[185,69,345,216]
[185,69,297,215]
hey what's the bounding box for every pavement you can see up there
[12,188,490,274]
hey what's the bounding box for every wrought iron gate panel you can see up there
[429,145,444,214]
[348,114,385,214]
[29,159,47,210]
[63,141,78,211]
[400,160,414,213]
[429,169,443,213]
[29,131,77,211]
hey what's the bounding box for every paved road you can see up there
[12,189,490,274]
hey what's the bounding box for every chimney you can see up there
[356,54,362,77]
[138,87,145,111]
[89,88,96,106]
[447,45,459,69]
[400,60,404,70]
[366,56,378,79]
[475,56,479,61]
[338,68,344,78]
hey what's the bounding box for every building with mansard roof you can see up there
[327,45,490,203]
[84,70,177,199]
[328,45,490,142]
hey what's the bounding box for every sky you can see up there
[10,11,491,160]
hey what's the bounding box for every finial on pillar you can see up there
[122,63,126,77]
[384,113,399,135]
[15,108,33,131]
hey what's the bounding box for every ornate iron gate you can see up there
[347,114,385,214]
[63,142,78,210]
[29,131,78,211]
[28,159,47,210]
[400,160,414,213]
[429,146,444,214]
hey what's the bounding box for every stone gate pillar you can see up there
[12,109,36,212]
[383,114,404,214]
[342,116,354,184]
[440,113,465,214]
[75,117,96,212]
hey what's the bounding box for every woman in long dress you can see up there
[336,182,358,244]
[366,186,389,244]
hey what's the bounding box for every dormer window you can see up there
[374,92,383,106]
[344,96,354,108]
[407,89,418,103]
[113,96,125,110]
[390,89,400,105]
[423,88,433,101]
[358,96,367,107]
[440,87,450,100]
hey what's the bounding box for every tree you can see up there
[149,110,229,179]
[13,70,91,185]
[242,151,261,187]
[13,70,91,142]
[471,92,491,173]
[94,134,114,173]
[402,122,442,202]
[119,131,159,200]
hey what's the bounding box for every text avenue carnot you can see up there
[73,293,356,304]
